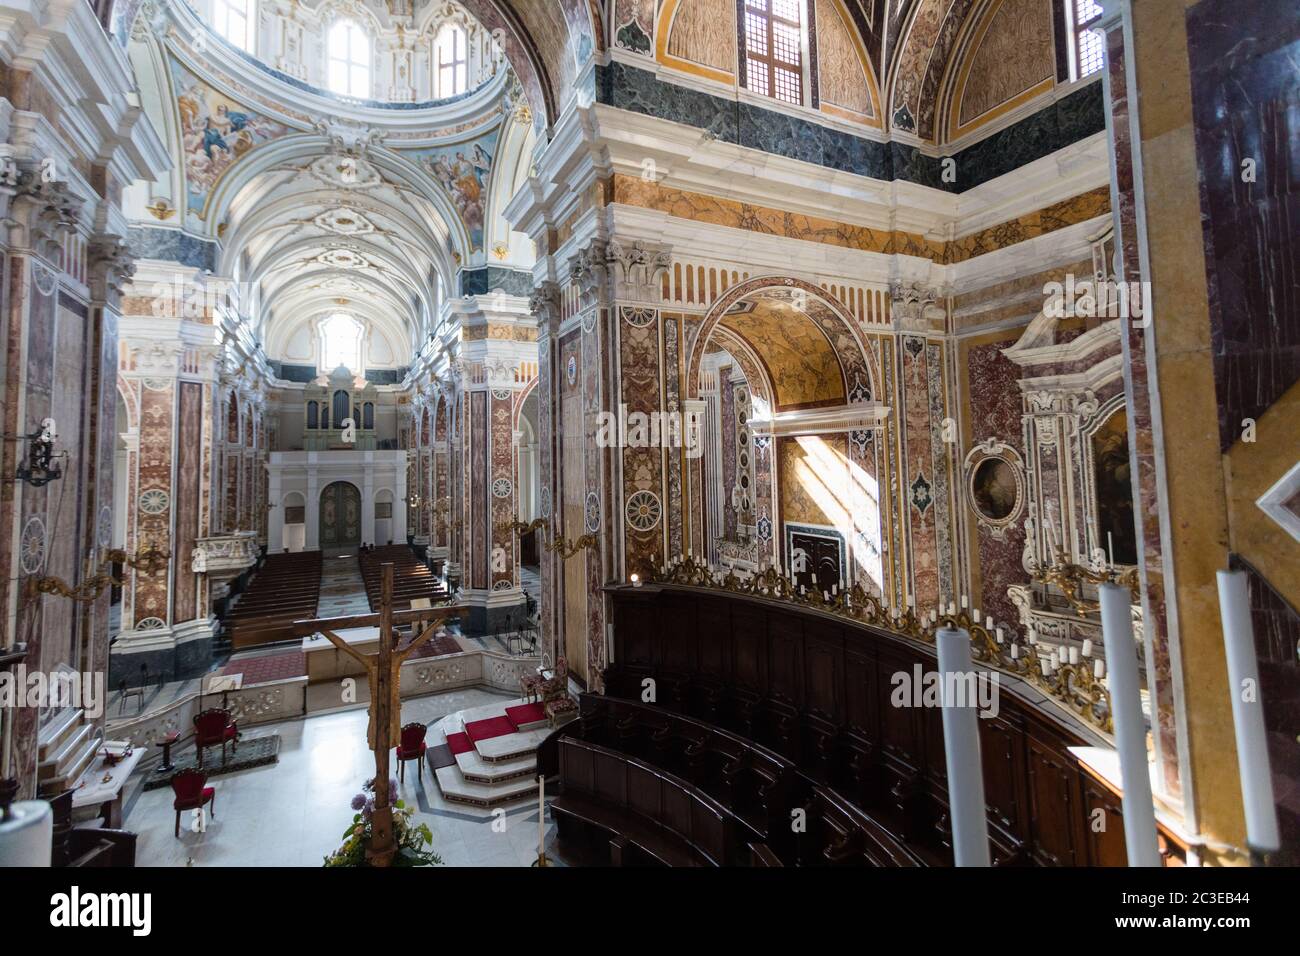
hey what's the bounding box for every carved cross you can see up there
[294,563,462,866]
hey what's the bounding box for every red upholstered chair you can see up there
[395,722,428,783]
[193,708,238,769]
[170,769,215,838]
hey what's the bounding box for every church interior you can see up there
[0,0,1295,877]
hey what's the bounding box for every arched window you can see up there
[363,402,374,430]
[742,0,804,106]
[1067,0,1104,80]
[333,390,351,427]
[321,312,363,372]
[307,401,319,430]
[213,0,253,53]
[327,20,371,97]
[435,25,468,97]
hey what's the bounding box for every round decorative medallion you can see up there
[138,489,170,514]
[142,378,171,391]
[492,478,513,498]
[539,486,552,518]
[491,580,514,591]
[97,505,113,548]
[566,355,578,386]
[135,617,166,631]
[622,307,656,328]
[20,515,46,573]
[581,309,598,334]
[492,388,511,401]
[624,490,661,532]
[31,261,57,295]
[584,491,601,532]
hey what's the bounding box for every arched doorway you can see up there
[320,481,362,549]
[687,279,884,598]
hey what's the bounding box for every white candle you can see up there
[985,615,993,629]
[1099,582,1161,866]
[1216,570,1281,853]
[537,774,545,860]
[1081,638,1093,658]
[995,627,1004,644]
[1010,643,1019,660]
[1027,626,1038,645]
[935,627,990,867]
[1069,646,1080,665]
[961,594,968,609]
[1094,658,1105,679]
[1107,532,1115,567]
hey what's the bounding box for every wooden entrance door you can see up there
[320,481,362,548]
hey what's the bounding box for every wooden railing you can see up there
[603,583,1189,866]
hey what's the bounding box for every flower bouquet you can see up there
[323,777,443,867]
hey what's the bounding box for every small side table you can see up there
[154,730,180,775]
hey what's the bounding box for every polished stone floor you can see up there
[119,686,571,867]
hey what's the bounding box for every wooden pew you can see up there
[552,737,739,866]
[225,551,322,648]
[548,694,922,867]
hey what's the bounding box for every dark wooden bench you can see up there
[552,737,741,866]
[543,694,923,867]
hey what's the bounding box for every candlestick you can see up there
[534,774,548,866]
[1099,582,1161,866]
[1216,570,1281,854]
[936,627,990,866]
[1107,532,1114,567]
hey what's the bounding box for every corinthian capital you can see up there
[89,234,137,303]
[889,281,945,332]
[606,239,672,305]
[568,239,608,312]
[528,280,562,335]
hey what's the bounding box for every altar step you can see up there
[37,706,102,795]
[434,766,538,808]
[429,697,551,808]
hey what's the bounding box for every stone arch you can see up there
[687,276,876,410]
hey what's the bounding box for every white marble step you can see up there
[474,727,549,763]
[455,747,536,785]
[435,765,538,808]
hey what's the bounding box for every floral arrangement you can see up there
[323,777,443,867]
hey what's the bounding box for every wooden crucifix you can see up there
[294,563,463,867]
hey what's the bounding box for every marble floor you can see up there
[316,554,372,617]
[119,686,574,867]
